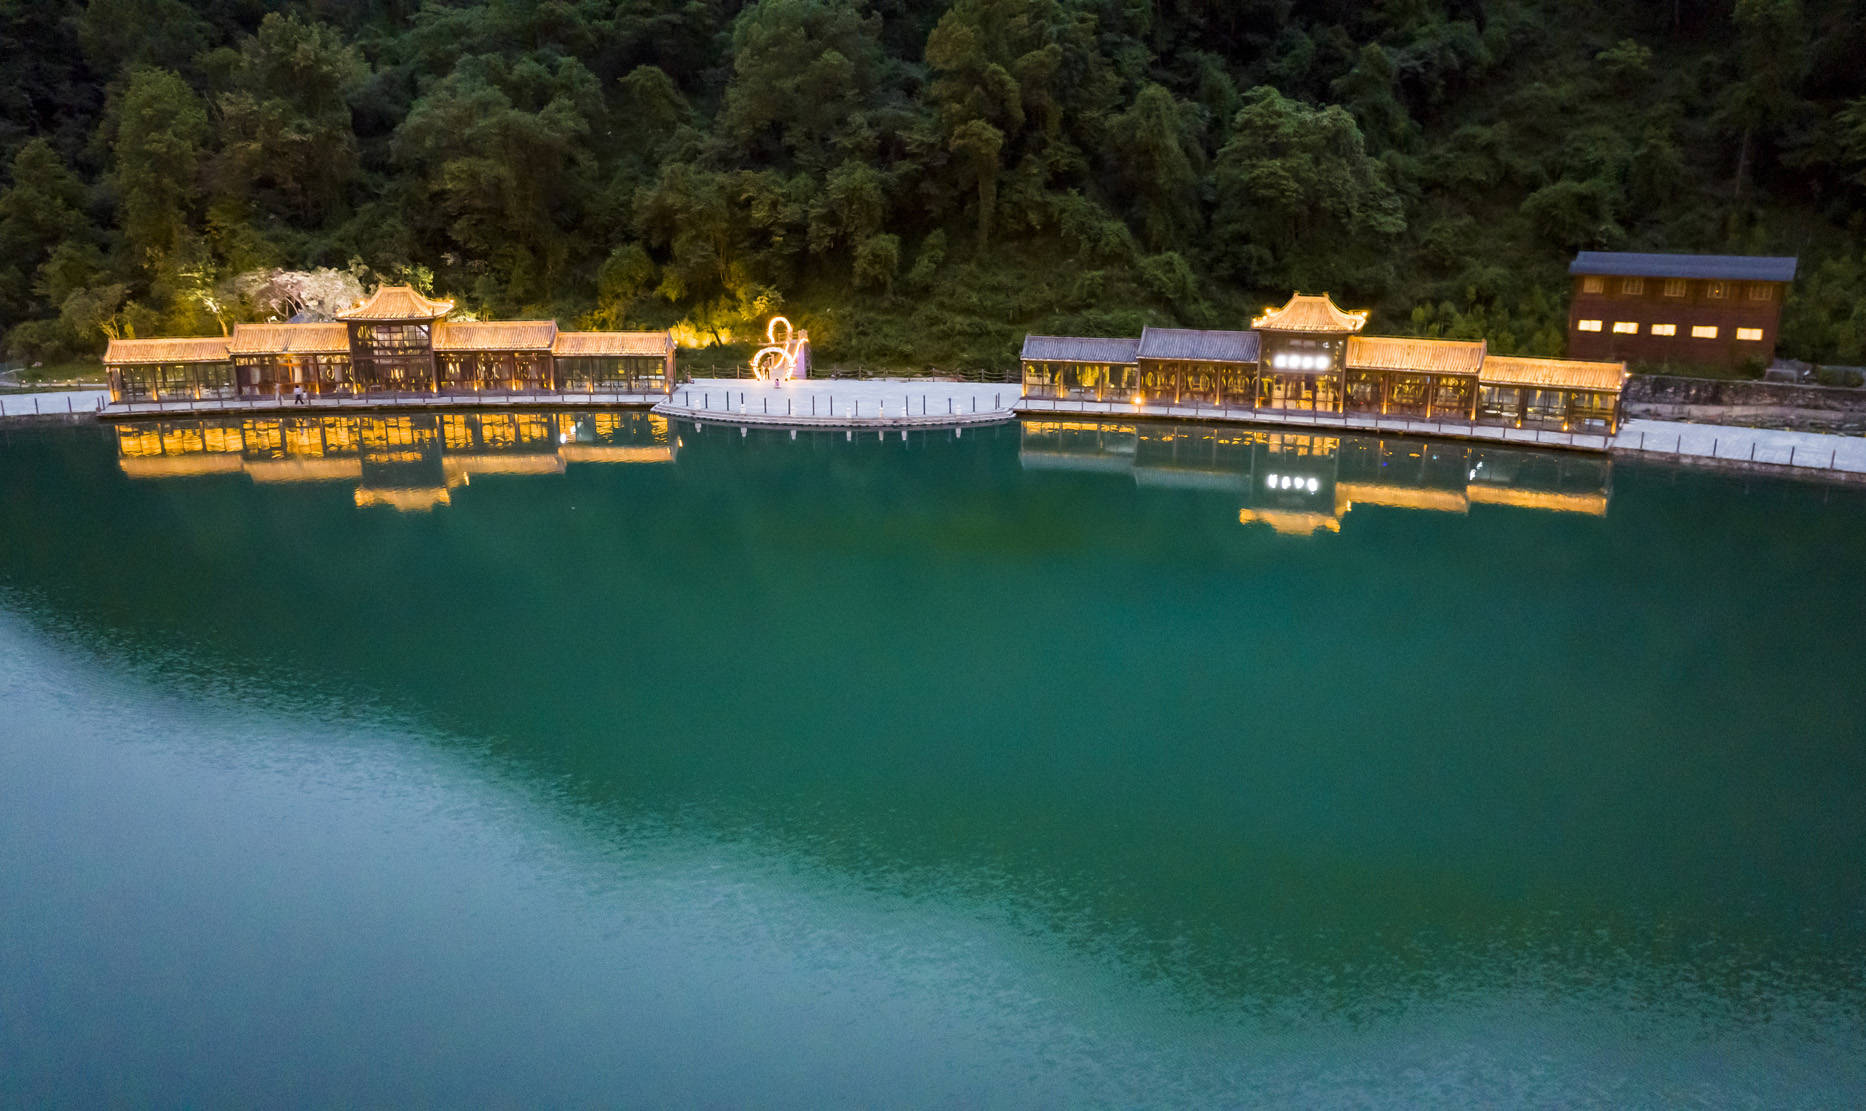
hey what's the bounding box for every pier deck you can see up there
[657,379,1016,429]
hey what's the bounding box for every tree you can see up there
[1722,0,1807,204]
[392,53,604,306]
[1211,87,1404,289]
[109,66,209,268]
[718,0,886,171]
[217,13,367,225]
[0,139,95,319]
[1107,84,1203,251]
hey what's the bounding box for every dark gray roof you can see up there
[1020,334,1141,364]
[1569,251,1798,282]
[1136,327,1260,363]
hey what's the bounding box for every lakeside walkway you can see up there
[655,378,1016,428]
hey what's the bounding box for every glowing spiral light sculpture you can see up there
[750,316,808,383]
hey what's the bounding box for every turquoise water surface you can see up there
[1,415,1863,1106]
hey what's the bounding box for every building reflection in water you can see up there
[1020,420,1612,534]
[114,411,676,510]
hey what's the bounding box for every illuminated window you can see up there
[1706,282,1728,299]
[1691,325,1718,339]
[1620,277,1644,295]
[1582,276,1605,293]
[1612,321,1639,334]
[1736,327,1763,341]
[1663,279,1687,297]
[1576,319,1602,332]
[1748,284,1775,301]
[1651,323,1677,336]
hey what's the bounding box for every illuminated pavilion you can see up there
[1021,292,1628,433]
[103,286,676,403]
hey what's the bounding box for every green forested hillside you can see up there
[3,0,1865,370]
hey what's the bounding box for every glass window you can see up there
[1691,325,1718,339]
[1651,323,1677,336]
[1576,319,1602,332]
[1582,276,1604,293]
[1706,282,1728,299]
[1663,278,1688,296]
[1736,327,1763,341]
[1612,321,1638,334]
[1620,277,1644,295]
[1748,283,1774,301]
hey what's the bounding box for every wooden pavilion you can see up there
[1020,291,1630,432]
[105,285,676,403]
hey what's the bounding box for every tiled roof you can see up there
[1479,355,1627,392]
[552,331,672,357]
[1569,252,1797,282]
[228,322,350,356]
[1020,335,1141,364]
[433,320,558,351]
[336,285,455,321]
[1137,327,1260,363]
[1346,335,1486,374]
[104,336,231,365]
[1252,293,1368,333]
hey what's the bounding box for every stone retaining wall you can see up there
[1624,375,1866,431]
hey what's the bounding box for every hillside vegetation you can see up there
[3,0,1865,371]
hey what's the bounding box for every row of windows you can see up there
[1576,320,1764,341]
[1580,276,1775,300]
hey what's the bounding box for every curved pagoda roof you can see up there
[336,285,455,321]
[1251,293,1368,334]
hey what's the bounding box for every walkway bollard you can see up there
[1639,431,1645,451]
[1711,437,1718,458]
[1749,442,1756,461]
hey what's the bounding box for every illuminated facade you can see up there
[114,410,676,511]
[1020,420,1612,534]
[103,286,675,403]
[1566,252,1796,370]
[1022,292,1628,433]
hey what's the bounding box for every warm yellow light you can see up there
[1132,394,1145,405]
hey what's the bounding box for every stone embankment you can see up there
[1624,375,1866,433]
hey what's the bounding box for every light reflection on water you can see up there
[1,417,1864,1104]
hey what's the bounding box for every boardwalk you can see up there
[657,378,1016,428]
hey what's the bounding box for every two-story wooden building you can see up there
[1566,252,1797,370]
[104,285,676,403]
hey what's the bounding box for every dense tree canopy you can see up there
[3,0,1866,370]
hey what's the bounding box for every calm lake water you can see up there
[2,413,1863,1106]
